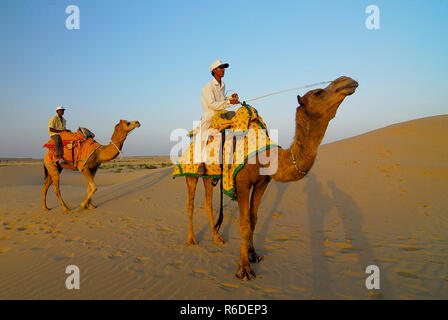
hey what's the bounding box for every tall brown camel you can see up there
[42,120,141,212]
[185,76,358,280]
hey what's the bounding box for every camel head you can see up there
[297,76,358,121]
[115,120,141,135]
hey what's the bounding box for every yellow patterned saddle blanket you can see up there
[172,103,279,200]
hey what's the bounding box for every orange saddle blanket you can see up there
[43,130,101,171]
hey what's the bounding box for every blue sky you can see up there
[0,0,447,158]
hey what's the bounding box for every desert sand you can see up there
[0,115,447,299]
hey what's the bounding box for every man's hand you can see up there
[229,93,241,105]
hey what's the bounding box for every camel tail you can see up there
[44,165,48,179]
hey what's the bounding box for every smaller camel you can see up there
[42,120,141,212]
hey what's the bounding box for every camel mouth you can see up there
[336,81,358,94]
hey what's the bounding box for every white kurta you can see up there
[195,78,230,163]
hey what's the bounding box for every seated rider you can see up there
[48,106,71,159]
[197,60,241,175]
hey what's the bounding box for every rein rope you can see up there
[242,81,331,103]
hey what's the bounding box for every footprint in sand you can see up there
[108,252,124,259]
[4,224,18,230]
[219,282,239,291]
[50,233,64,239]
[65,237,81,242]
[52,252,75,261]
[272,212,282,219]
[368,291,384,299]
[323,251,337,259]
[17,224,35,231]
[272,235,291,242]
[374,258,398,263]
[408,284,431,296]
[190,269,215,280]
[394,269,419,279]
[167,260,184,267]
[83,239,99,245]
[135,256,151,264]
[416,202,432,209]
[264,288,280,294]
[398,244,421,251]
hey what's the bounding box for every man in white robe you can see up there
[196,60,240,175]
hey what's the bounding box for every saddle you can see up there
[173,103,279,200]
[43,127,101,171]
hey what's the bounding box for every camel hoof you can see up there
[42,207,51,212]
[186,236,199,245]
[88,203,97,210]
[80,203,88,210]
[249,250,264,263]
[213,234,226,245]
[235,264,255,281]
[63,207,71,213]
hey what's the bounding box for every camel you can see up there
[42,120,141,212]
[184,76,358,280]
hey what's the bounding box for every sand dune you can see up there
[0,115,447,299]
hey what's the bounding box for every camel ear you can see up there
[297,95,302,106]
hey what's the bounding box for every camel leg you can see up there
[248,178,269,263]
[41,167,53,211]
[85,183,97,209]
[80,168,97,209]
[186,176,199,245]
[50,170,70,212]
[203,178,225,245]
[86,168,98,209]
[235,181,255,280]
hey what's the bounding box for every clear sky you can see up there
[0,0,447,158]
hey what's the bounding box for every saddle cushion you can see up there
[43,129,101,171]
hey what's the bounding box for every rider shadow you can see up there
[304,173,336,298]
[327,180,390,298]
[327,180,375,267]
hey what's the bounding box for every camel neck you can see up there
[97,129,128,163]
[289,108,329,173]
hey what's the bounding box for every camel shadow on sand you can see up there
[93,168,173,207]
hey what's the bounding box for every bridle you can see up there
[290,148,308,176]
